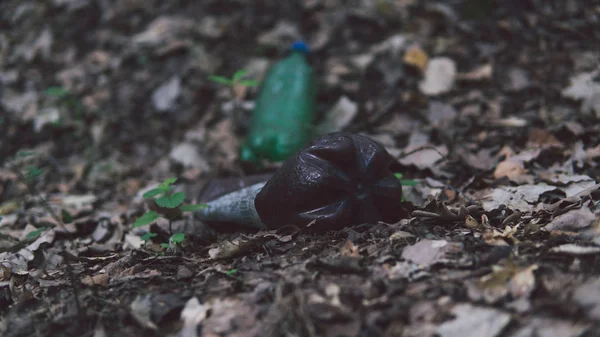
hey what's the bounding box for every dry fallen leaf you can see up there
[482,185,558,211]
[169,142,210,171]
[401,239,463,267]
[494,159,527,180]
[572,278,600,321]
[316,96,358,134]
[132,16,195,46]
[398,145,449,170]
[180,297,209,337]
[152,76,181,112]
[508,264,538,298]
[508,317,589,337]
[526,128,563,148]
[130,294,158,330]
[457,63,493,81]
[340,240,360,257]
[562,69,600,101]
[504,67,531,92]
[202,298,259,336]
[257,20,300,46]
[544,207,595,232]
[403,45,429,72]
[419,57,457,95]
[437,303,511,337]
[550,244,600,255]
[81,273,109,287]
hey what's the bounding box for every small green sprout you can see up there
[140,178,207,214]
[208,69,259,88]
[44,86,71,99]
[24,165,44,181]
[226,269,238,276]
[16,150,36,158]
[208,69,260,126]
[394,172,418,187]
[170,233,185,244]
[26,227,48,240]
[140,232,158,242]
[133,178,207,251]
[1,151,64,253]
[133,211,159,228]
[395,172,418,202]
[44,86,85,121]
[159,233,185,250]
[61,209,73,223]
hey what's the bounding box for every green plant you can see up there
[208,69,259,88]
[44,86,85,121]
[26,227,49,240]
[133,177,207,251]
[394,172,418,187]
[1,150,75,250]
[395,172,418,202]
[208,69,259,126]
[43,86,97,152]
[2,149,83,310]
[140,232,157,242]
[160,232,185,250]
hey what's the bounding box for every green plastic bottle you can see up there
[240,41,317,163]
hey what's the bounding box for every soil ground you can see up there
[1,1,600,336]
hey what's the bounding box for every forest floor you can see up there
[1,1,600,336]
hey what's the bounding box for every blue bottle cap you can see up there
[291,40,310,54]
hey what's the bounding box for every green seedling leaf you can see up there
[160,243,170,249]
[156,177,178,193]
[141,232,157,241]
[24,166,44,180]
[163,177,177,185]
[179,204,208,212]
[170,233,185,244]
[133,211,159,228]
[16,150,36,158]
[44,86,71,99]
[155,192,185,208]
[400,179,418,187]
[232,69,248,82]
[50,119,63,127]
[226,269,238,276]
[143,188,163,199]
[394,172,404,179]
[237,79,259,87]
[208,75,233,85]
[26,227,48,240]
[61,209,73,223]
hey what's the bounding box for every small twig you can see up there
[62,251,83,317]
[394,145,448,163]
[297,289,317,337]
